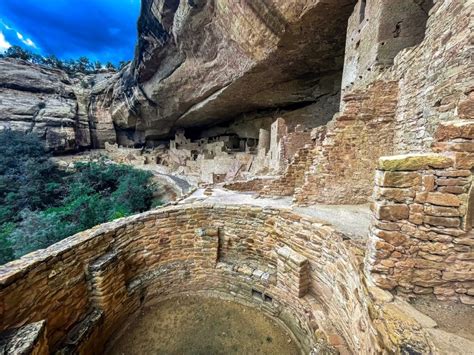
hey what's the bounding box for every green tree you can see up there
[0,223,15,264]
[0,130,64,225]
[3,45,33,61]
[0,131,157,264]
[2,46,124,74]
[77,56,93,73]
[43,54,64,70]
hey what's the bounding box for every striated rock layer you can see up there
[0,0,357,148]
[0,58,117,152]
[123,0,356,140]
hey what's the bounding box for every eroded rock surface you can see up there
[0,0,356,148]
[125,0,355,139]
[0,58,117,152]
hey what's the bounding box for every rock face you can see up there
[0,0,356,147]
[0,58,117,152]
[124,0,355,139]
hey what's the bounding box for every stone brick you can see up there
[373,203,409,221]
[375,171,421,188]
[414,259,445,270]
[409,213,424,225]
[435,169,471,177]
[438,186,468,194]
[458,92,474,119]
[372,229,407,247]
[422,175,435,192]
[378,154,453,171]
[435,120,474,141]
[425,192,462,207]
[460,294,474,305]
[373,187,415,202]
[424,205,460,217]
[433,287,456,297]
[436,177,470,186]
[453,152,474,169]
[433,141,474,154]
[371,273,397,290]
[442,270,474,282]
[373,219,401,231]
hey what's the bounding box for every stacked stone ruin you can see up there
[0,0,473,353]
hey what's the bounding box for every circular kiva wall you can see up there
[0,204,431,354]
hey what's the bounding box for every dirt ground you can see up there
[108,296,301,355]
[410,296,474,341]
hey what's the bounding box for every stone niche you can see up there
[0,204,436,354]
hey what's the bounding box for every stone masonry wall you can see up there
[255,0,472,206]
[294,81,398,205]
[223,177,274,192]
[390,0,473,152]
[343,0,473,153]
[278,126,313,173]
[0,204,434,354]
[259,145,313,197]
[366,118,474,303]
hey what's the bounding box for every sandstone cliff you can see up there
[123,0,355,140]
[0,58,117,152]
[0,0,358,148]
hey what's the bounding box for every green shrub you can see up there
[1,45,119,74]
[0,131,156,264]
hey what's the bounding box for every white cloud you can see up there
[0,31,11,53]
[15,30,36,48]
[0,19,12,30]
[24,38,35,47]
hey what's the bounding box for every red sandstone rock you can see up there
[435,120,474,141]
[457,92,474,119]
[453,152,474,169]
[374,187,415,202]
[423,215,461,228]
[424,205,460,217]
[373,229,407,247]
[375,171,421,188]
[373,203,409,221]
[422,175,436,192]
[425,192,462,207]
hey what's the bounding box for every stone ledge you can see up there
[57,309,103,353]
[89,251,118,272]
[378,154,453,171]
[0,320,47,355]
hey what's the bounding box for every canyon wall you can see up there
[0,58,118,152]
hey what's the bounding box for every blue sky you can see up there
[0,0,140,64]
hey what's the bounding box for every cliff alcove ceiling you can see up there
[127,0,357,139]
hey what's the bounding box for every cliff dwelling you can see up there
[0,0,473,354]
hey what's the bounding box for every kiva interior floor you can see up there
[107,295,301,355]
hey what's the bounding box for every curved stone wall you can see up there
[0,204,432,354]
